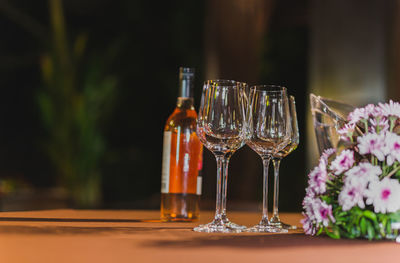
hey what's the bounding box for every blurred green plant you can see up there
[37,0,117,207]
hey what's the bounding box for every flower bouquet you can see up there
[303,100,400,241]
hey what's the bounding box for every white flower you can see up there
[344,162,381,186]
[330,149,354,175]
[379,100,400,118]
[357,132,386,161]
[339,182,365,211]
[366,177,400,213]
[339,163,381,211]
[348,107,369,124]
[384,132,400,166]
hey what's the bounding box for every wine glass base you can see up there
[193,218,246,233]
[269,216,297,230]
[246,223,288,233]
[269,221,297,230]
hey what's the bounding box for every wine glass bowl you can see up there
[196,80,246,156]
[196,130,245,156]
[194,80,247,233]
[246,86,291,157]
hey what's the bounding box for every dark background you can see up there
[0,0,309,211]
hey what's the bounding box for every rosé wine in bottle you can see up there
[160,67,203,221]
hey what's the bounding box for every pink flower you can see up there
[370,118,389,133]
[357,132,386,161]
[302,195,314,216]
[314,199,335,226]
[308,159,328,194]
[320,148,336,163]
[366,177,400,213]
[338,123,356,141]
[348,104,386,125]
[348,107,369,124]
[379,100,400,118]
[384,132,400,165]
[302,193,318,224]
[364,104,383,118]
[330,149,354,175]
[339,183,365,211]
[301,214,316,235]
[303,196,335,227]
[305,185,315,198]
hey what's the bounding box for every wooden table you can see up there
[0,209,398,263]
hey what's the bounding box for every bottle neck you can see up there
[179,77,195,98]
[176,97,194,109]
[177,67,195,109]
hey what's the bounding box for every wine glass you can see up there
[194,80,247,233]
[270,95,299,229]
[245,85,291,233]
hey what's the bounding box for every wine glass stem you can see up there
[215,155,230,220]
[272,157,282,220]
[261,156,271,221]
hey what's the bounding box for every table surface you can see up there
[0,209,398,263]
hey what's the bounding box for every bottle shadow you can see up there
[0,217,160,223]
[0,225,193,235]
[0,217,195,235]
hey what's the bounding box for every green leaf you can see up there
[386,219,392,235]
[336,211,347,218]
[325,227,340,239]
[389,211,400,222]
[363,210,377,222]
[350,226,359,238]
[366,221,375,240]
[360,217,367,235]
[380,216,388,237]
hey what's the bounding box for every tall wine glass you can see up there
[270,96,299,229]
[246,85,291,233]
[194,80,247,233]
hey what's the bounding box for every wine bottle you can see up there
[160,67,203,221]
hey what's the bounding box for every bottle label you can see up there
[196,176,202,195]
[161,131,172,194]
[196,146,203,195]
